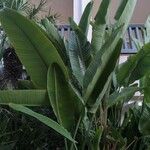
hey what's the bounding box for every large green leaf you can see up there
[89,75,112,113]
[69,18,91,69]
[129,43,150,84]
[47,63,76,132]
[69,17,87,47]
[68,32,85,86]
[83,27,123,103]
[91,0,137,55]
[139,104,150,136]
[143,74,150,104]
[41,18,68,65]
[79,1,93,36]
[116,55,138,86]
[114,0,128,20]
[88,39,123,111]
[107,87,140,108]
[41,18,62,45]
[0,90,49,106]
[144,87,150,104]
[117,42,150,86]
[9,103,76,143]
[114,0,137,35]
[0,8,66,88]
[91,0,110,54]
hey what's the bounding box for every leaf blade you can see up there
[107,87,140,108]
[0,8,66,88]
[84,29,123,103]
[91,0,111,54]
[79,1,93,36]
[47,64,75,132]
[0,90,49,106]
[9,103,76,143]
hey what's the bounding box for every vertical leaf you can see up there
[114,0,137,35]
[91,0,111,54]
[47,63,75,132]
[41,18,68,65]
[79,1,93,36]
[68,32,84,86]
[69,17,87,46]
[114,0,128,20]
[83,27,123,103]
[0,8,66,88]
[139,105,150,136]
[143,74,150,104]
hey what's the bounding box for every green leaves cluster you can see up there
[0,0,150,149]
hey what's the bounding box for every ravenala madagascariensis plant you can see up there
[0,0,58,90]
[0,0,150,149]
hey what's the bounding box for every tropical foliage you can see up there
[0,106,64,149]
[0,0,57,21]
[0,0,150,149]
[0,0,58,90]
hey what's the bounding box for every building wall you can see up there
[30,0,150,24]
[93,0,150,24]
[132,0,150,23]
[29,0,73,24]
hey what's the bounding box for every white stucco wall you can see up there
[30,0,150,24]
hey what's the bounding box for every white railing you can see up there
[58,24,145,54]
[58,25,72,38]
[122,24,144,53]
[0,25,144,54]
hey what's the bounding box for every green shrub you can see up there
[0,0,150,149]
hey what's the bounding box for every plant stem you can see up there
[101,83,111,149]
[125,139,136,150]
[70,115,82,150]
[81,140,86,150]
[65,139,69,150]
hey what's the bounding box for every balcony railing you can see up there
[0,24,144,54]
[122,24,144,54]
[58,24,145,54]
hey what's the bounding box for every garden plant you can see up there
[0,0,150,149]
[0,0,58,89]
